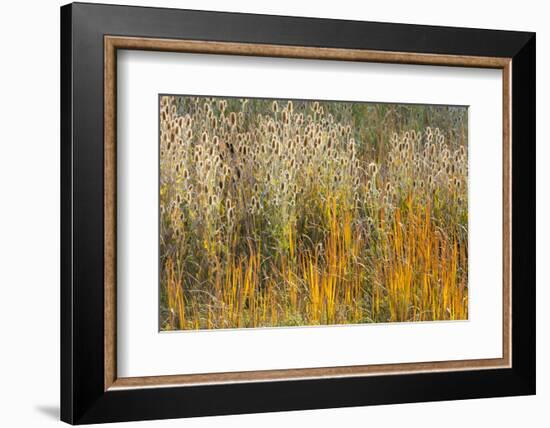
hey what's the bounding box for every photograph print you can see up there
[159,95,468,331]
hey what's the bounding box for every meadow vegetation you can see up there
[159,95,468,330]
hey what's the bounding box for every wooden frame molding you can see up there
[104,35,512,391]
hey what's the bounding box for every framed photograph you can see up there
[60,2,535,424]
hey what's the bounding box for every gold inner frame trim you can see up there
[104,35,512,391]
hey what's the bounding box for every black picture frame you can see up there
[61,2,535,424]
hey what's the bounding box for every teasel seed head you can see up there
[287,100,293,114]
[368,162,379,176]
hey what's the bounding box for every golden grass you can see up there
[164,196,467,329]
[376,196,468,322]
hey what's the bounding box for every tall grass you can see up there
[159,96,468,330]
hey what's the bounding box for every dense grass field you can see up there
[159,95,468,330]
